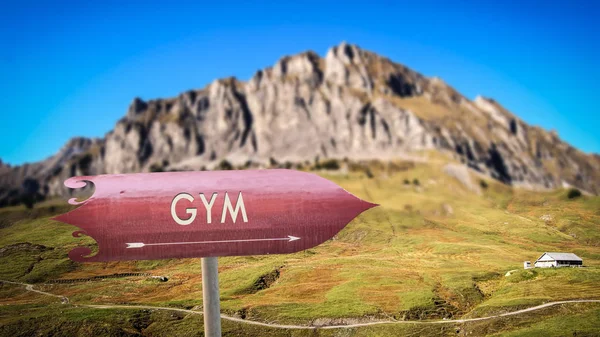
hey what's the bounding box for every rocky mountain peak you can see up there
[127,97,148,118]
[1,42,598,206]
[272,51,321,79]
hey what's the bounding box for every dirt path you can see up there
[1,279,69,304]
[2,279,599,329]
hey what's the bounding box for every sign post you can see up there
[54,169,377,336]
[201,257,221,337]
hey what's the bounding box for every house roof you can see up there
[536,252,582,262]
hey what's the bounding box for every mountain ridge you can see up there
[1,42,599,205]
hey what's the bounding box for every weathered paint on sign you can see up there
[53,170,376,262]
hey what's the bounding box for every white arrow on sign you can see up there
[126,235,301,249]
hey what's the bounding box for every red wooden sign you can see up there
[53,170,377,262]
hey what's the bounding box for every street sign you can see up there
[54,169,378,337]
[54,169,377,262]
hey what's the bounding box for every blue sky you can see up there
[1,1,598,165]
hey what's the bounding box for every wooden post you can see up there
[201,257,221,337]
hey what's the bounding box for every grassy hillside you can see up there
[1,157,599,336]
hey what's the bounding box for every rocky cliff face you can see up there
[1,42,599,205]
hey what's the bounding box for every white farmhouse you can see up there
[534,252,583,268]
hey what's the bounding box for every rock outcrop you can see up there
[1,42,598,205]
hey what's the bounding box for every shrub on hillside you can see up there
[149,163,164,172]
[567,188,582,199]
[217,160,233,170]
[150,160,169,172]
[479,179,489,189]
[319,159,340,170]
[21,178,43,209]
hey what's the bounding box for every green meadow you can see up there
[1,157,599,336]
